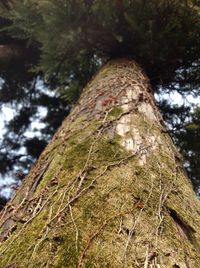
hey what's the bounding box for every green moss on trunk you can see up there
[0,59,200,268]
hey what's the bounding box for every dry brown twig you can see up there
[0,185,59,256]
[122,176,154,260]
[69,204,79,252]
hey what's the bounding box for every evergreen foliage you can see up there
[176,107,200,192]
[4,0,200,93]
[161,102,200,192]
[0,0,199,200]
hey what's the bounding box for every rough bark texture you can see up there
[0,59,200,268]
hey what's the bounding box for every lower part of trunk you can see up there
[0,59,200,268]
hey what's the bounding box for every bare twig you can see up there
[69,204,79,251]
[123,177,154,259]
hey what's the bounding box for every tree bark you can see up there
[0,43,37,69]
[0,44,24,60]
[0,59,200,268]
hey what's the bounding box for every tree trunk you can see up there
[0,44,24,61]
[0,43,37,70]
[0,59,200,268]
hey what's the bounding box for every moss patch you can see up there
[0,209,49,267]
[108,106,123,119]
[94,135,126,165]
[64,140,92,171]
[52,233,79,268]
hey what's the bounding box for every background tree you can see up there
[0,3,70,199]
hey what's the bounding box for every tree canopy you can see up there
[0,0,200,199]
[3,0,199,91]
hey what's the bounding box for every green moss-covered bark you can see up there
[0,59,200,268]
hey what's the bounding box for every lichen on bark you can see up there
[0,59,200,268]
